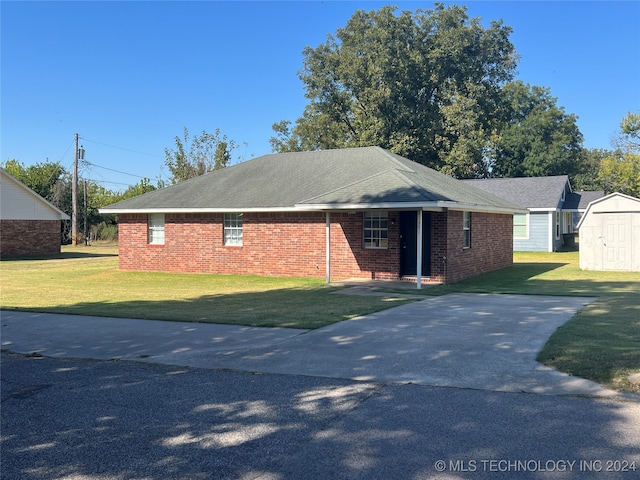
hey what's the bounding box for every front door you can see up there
[399,211,431,277]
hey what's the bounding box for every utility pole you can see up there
[72,134,78,246]
[84,180,89,246]
[72,133,85,246]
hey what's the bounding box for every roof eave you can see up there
[100,202,526,216]
[98,206,303,214]
[297,201,526,214]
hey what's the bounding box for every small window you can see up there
[224,213,243,246]
[148,213,165,245]
[563,212,573,234]
[364,211,388,249]
[555,212,561,239]
[514,213,528,239]
[463,211,472,248]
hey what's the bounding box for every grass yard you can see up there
[0,244,414,330]
[1,246,638,393]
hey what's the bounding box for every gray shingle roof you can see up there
[564,191,606,210]
[463,176,571,209]
[101,147,522,213]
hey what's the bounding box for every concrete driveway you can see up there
[1,293,626,398]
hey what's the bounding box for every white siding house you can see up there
[0,168,69,258]
[464,176,604,252]
[577,193,640,272]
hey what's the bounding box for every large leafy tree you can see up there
[597,111,640,196]
[490,81,584,180]
[164,127,240,184]
[573,148,615,191]
[597,154,640,197]
[271,3,517,177]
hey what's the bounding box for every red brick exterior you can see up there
[0,220,62,258]
[117,210,513,283]
[429,211,514,283]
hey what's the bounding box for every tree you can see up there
[164,127,241,184]
[489,81,584,180]
[271,3,517,176]
[597,111,640,196]
[573,148,615,191]
[615,111,640,153]
[597,154,640,197]
[2,159,66,201]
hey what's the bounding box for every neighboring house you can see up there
[577,192,640,272]
[100,147,525,286]
[464,176,604,252]
[0,167,69,258]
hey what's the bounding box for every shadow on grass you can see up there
[3,286,415,330]
[1,251,117,261]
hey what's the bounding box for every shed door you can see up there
[602,214,632,270]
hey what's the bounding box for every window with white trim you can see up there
[563,212,573,233]
[363,211,388,249]
[148,213,165,245]
[513,213,529,239]
[555,212,561,239]
[463,211,472,248]
[224,213,243,246]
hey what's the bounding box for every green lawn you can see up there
[1,246,638,394]
[0,244,414,330]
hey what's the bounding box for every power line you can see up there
[83,160,148,179]
[83,177,132,187]
[81,137,163,158]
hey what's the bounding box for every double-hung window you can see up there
[148,213,165,245]
[513,213,529,239]
[224,213,243,246]
[364,211,388,249]
[463,211,472,249]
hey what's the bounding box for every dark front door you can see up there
[399,211,431,277]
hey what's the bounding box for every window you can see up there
[148,213,165,245]
[363,211,388,249]
[224,213,243,246]
[513,213,529,239]
[463,211,472,248]
[563,212,573,234]
[555,212,561,239]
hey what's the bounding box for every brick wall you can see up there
[435,211,513,283]
[117,210,512,283]
[0,220,62,258]
[118,212,401,279]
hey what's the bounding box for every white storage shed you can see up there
[577,192,640,272]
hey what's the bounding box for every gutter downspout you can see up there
[416,210,422,289]
[325,211,331,284]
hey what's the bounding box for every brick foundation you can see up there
[117,210,513,283]
[0,220,62,258]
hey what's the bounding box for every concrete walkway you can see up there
[1,293,633,400]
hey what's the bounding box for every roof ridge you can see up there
[299,168,413,204]
[370,147,418,173]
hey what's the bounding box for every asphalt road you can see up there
[2,352,639,480]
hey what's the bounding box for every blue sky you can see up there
[2,1,639,189]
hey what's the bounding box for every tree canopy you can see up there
[270,3,586,180]
[271,3,518,176]
[489,81,584,179]
[597,111,640,197]
[164,127,239,184]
